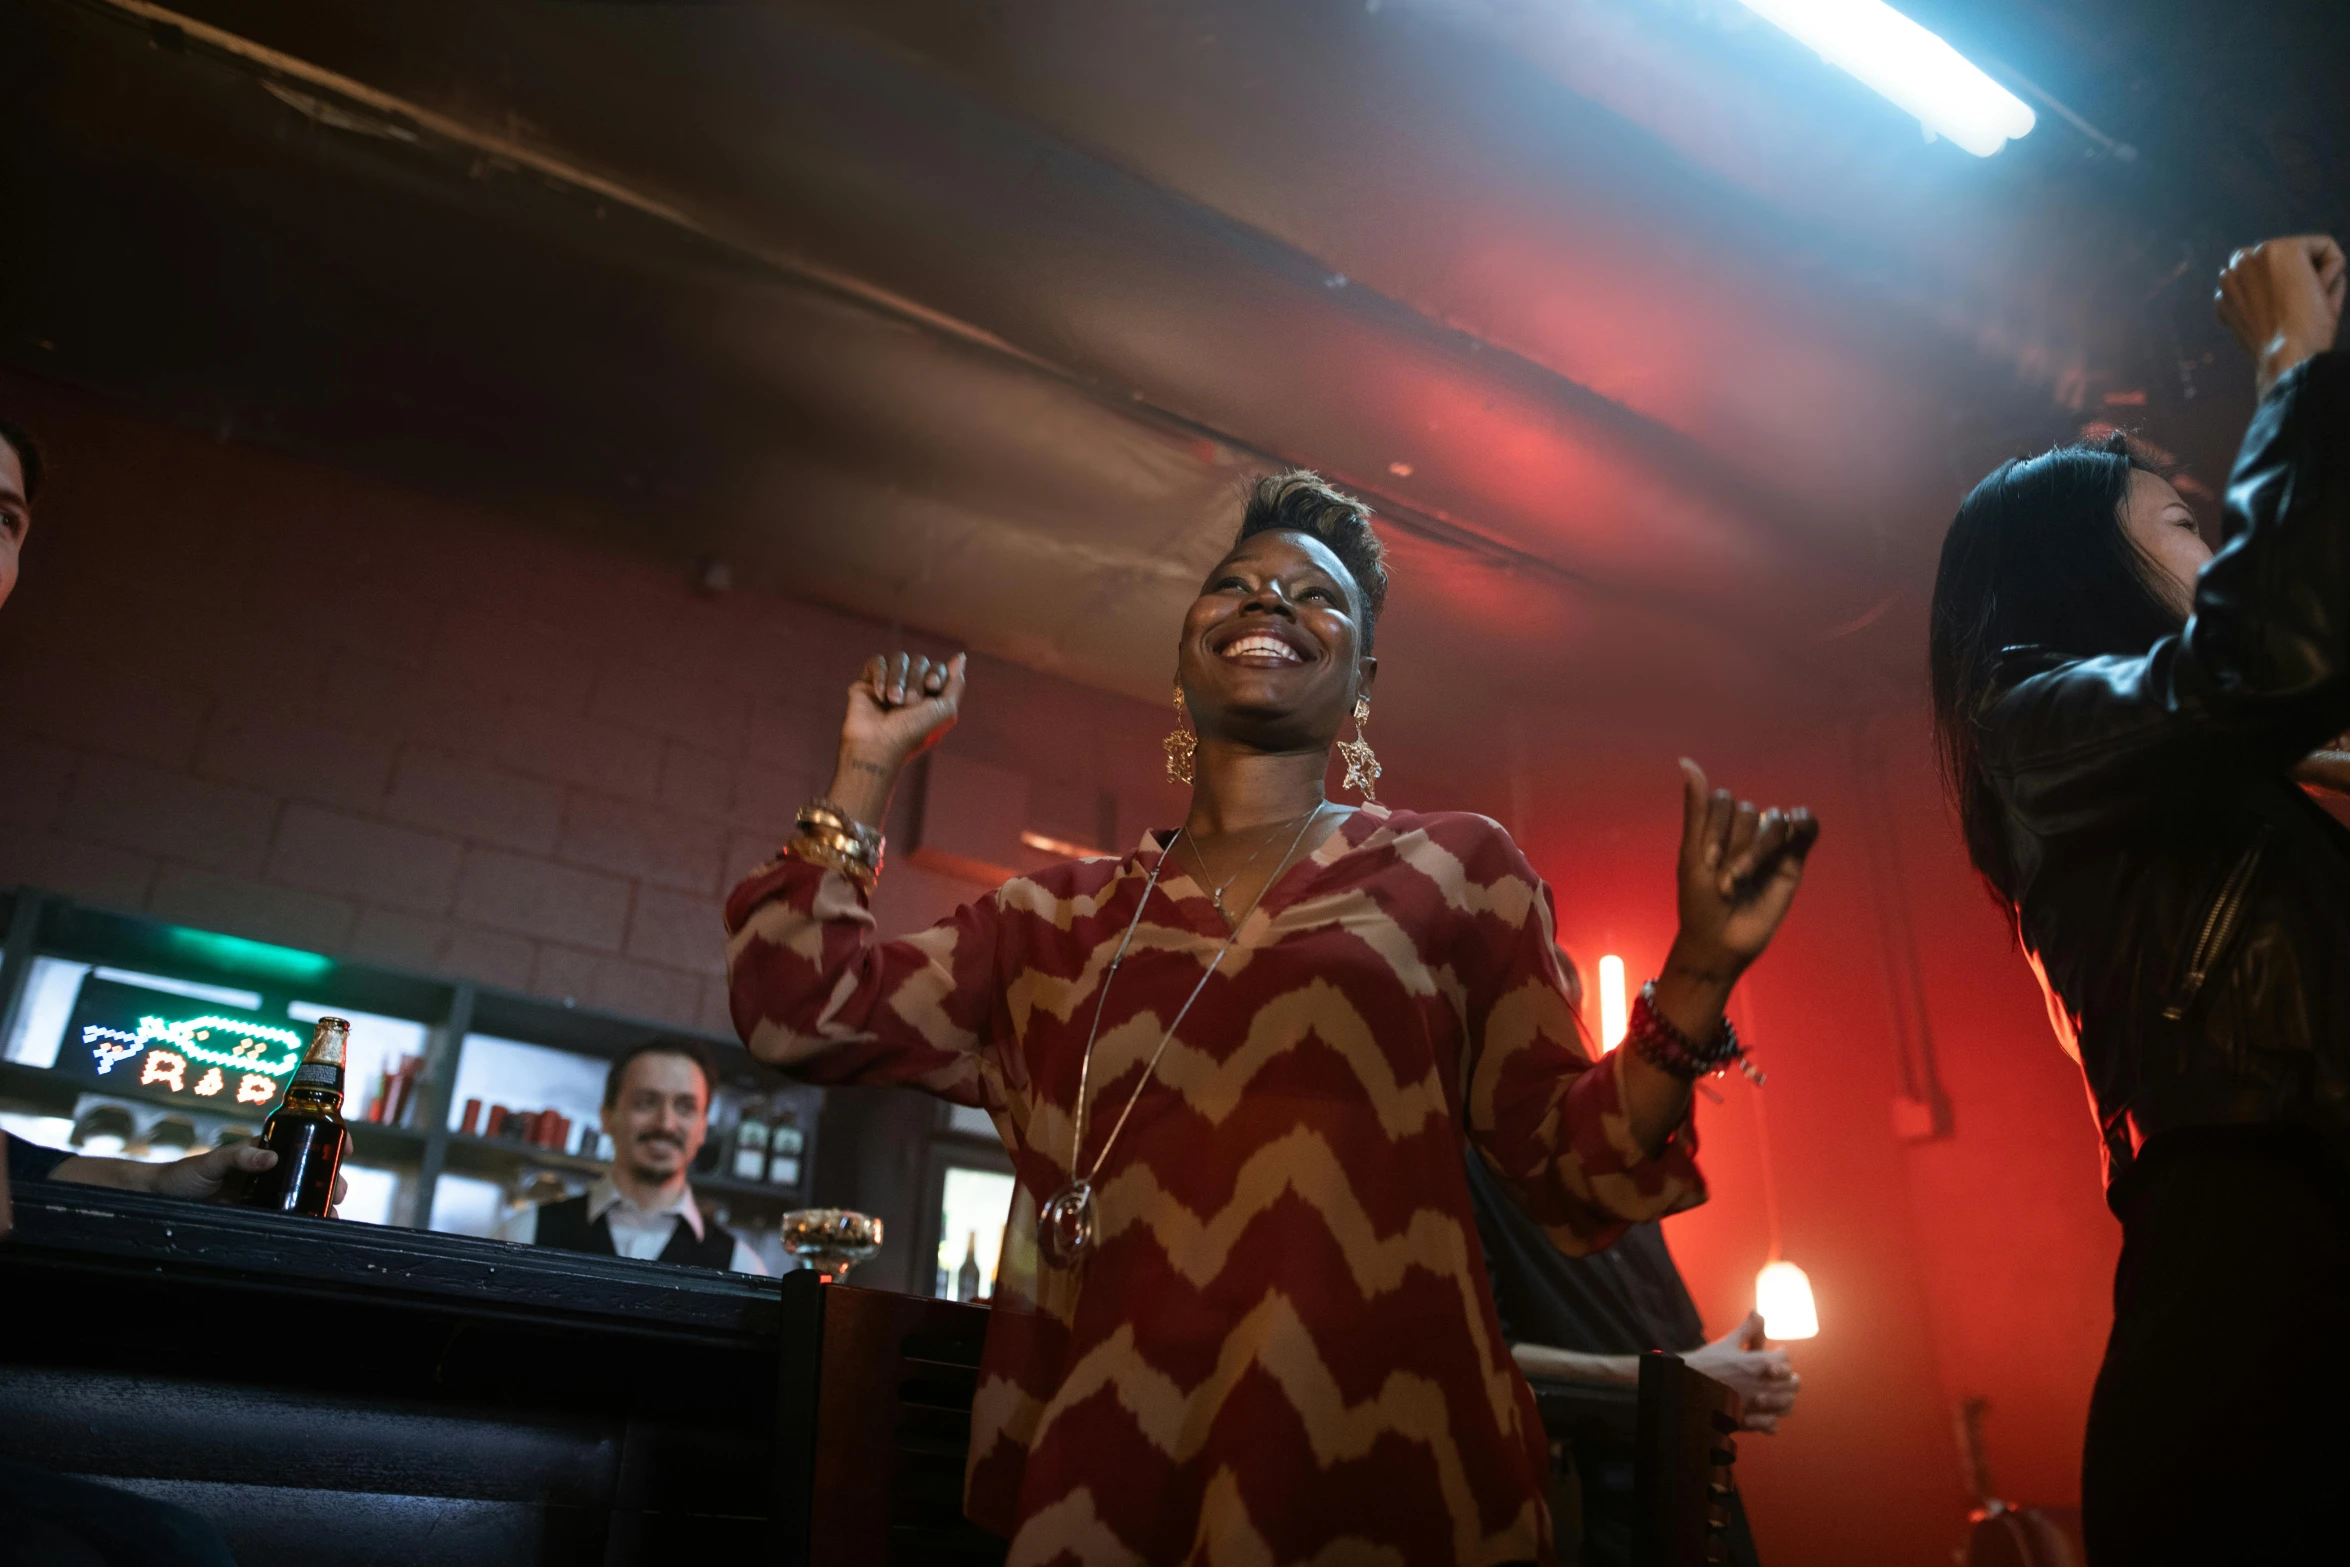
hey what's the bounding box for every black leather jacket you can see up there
[1982,353,2350,1200]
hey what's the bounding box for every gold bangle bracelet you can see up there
[795,821,881,869]
[787,833,879,892]
[798,800,883,854]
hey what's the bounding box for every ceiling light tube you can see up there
[1735,0,2036,156]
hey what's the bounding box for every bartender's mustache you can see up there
[632,1131,687,1152]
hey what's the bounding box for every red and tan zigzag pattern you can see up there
[726,804,1705,1566]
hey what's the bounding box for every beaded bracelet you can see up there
[1627,982,1764,1085]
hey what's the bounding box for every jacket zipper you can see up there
[2162,830,2269,1022]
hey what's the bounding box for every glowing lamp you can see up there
[1734,0,2036,157]
[1755,1259,1819,1340]
[1597,955,1628,1052]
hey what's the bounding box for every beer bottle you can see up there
[239,1016,350,1217]
[730,1095,771,1184]
[956,1231,982,1302]
[767,1106,804,1187]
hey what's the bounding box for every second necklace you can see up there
[1036,802,1331,1271]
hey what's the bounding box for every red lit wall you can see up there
[1526,719,2118,1559]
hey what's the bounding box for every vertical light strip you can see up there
[1734,0,2036,156]
[1598,955,1628,1052]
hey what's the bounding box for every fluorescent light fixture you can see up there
[1598,954,1628,1052]
[1756,1259,1820,1339]
[1735,0,2036,156]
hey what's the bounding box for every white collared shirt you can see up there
[499,1174,769,1275]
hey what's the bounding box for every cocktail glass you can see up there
[779,1207,882,1282]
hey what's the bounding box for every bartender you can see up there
[499,1038,767,1274]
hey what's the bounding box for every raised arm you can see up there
[1990,239,2350,829]
[1465,765,1814,1256]
[725,651,1003,1101]
[1626,760,1819,1152]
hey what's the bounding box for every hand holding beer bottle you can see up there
[8,1124,350,1212]
[236,1016,352,1218]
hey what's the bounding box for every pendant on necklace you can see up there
[1038,1179,1097,1269]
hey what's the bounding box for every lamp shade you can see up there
[1756,1259,1819,1340]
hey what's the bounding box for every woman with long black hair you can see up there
[1929,234,2350,1563]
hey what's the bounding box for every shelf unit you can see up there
[0,884,826,1233]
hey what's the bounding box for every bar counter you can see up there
[3,1181,1647,1566]
[1,1181,781,1565]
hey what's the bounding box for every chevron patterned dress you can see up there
[726,804,1705,1566]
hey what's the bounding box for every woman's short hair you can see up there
[603,1037,718,1108]
[1928,431,2181,905]
[0,416,43,502]
[1233,470,1390,652]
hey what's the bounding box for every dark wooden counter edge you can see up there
[3,1182,783,1342]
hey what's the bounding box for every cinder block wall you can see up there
[0,379,1174,1036]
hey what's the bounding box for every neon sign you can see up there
[61,979,305,1108]
[85,1014,304,1082]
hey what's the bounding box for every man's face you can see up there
[601,1052,710,1185]
[0,440,28,612]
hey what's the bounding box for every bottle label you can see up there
[733,1148,766,1182]
[292,1063,340,1088]
[768,1157,800,1186]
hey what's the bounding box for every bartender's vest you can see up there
[533,1193,735,1270]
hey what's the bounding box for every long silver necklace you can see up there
[1036,803,1330,1271]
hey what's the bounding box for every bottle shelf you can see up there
[691,1170,811,1204]
[441,1130,609,1177]
[346,1121,428,1161]
[0,886,836,1243]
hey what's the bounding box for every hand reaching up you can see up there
[2216,235,2345,400]
[827,652,968,827]
[842,652,967,768]
[1673,758,1820,980]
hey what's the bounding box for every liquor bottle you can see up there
[238,1016,350,1218]
[767,1106,804,1187]
[730,1095,771,1184]
[956,1230,982,1302]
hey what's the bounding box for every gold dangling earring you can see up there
[1164,680,1197,787]
[1337,696,1380,801]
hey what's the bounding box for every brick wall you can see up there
[0,380,1173,1035]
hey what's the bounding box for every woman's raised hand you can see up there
[844,652,967,762]
[1614,760,1820,1154]
[829,652,968,827]
[1672,758,1819,978]
[2216,235,2345,399]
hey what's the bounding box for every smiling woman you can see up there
[724,470,1820,1565]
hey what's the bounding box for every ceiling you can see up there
[4,0,2344,809]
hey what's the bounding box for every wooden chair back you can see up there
[776,1273,1007,1566]
[1632,1350,1744,1567]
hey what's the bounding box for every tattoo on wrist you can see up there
[846,759,893,779]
